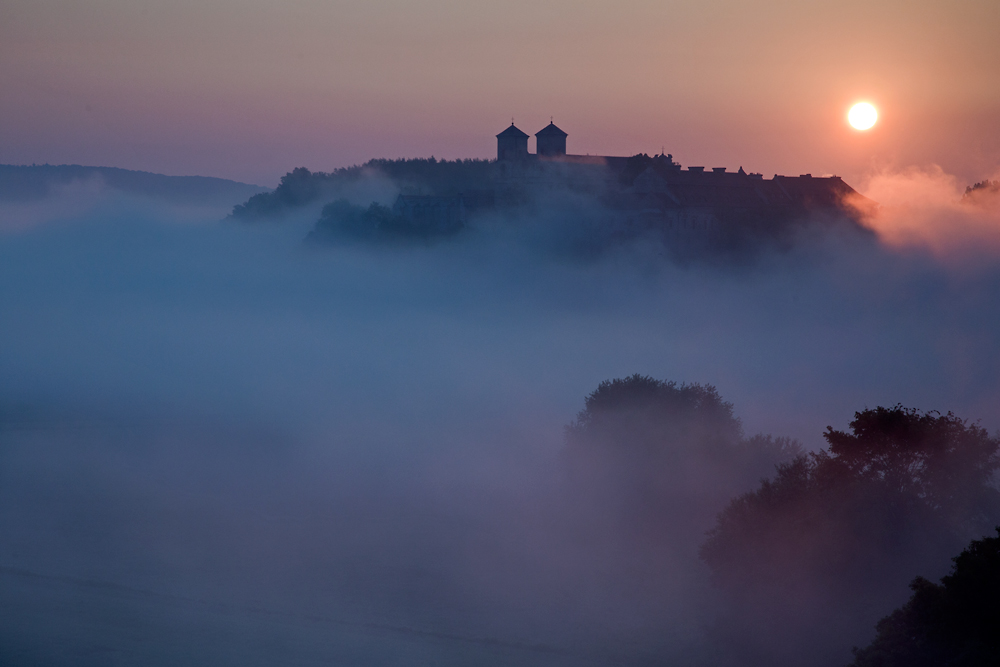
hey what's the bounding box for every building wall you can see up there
[497,135,529,161]
[536,135,566,157]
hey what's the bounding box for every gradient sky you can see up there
[2,0,998,186]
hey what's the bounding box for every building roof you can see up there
[535,122,568,138]
[497,123,529,139]
[619,163,876,212]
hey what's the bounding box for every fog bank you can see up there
[2,172,999,665]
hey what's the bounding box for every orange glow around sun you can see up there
[848,102,878,130]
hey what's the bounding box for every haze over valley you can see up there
[2,151,1000,665]
[3,0,1000,664]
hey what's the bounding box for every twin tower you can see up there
[496,121,568,161]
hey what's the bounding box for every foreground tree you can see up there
[850,528,1000,667]
[553,375,800,653]
[564,375,799,547]
[699,406,1000,667]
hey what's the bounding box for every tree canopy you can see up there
[567,375,743,451]
[228,159,496,221]
[699,405,1000,667]
[850,528,1000,667]
[564,375,800,540]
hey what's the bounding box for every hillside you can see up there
[228,159,495,222]
[0,164,267,206]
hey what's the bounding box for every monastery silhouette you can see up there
[390,121,875,234]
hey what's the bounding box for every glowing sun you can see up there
[848,102,878,130]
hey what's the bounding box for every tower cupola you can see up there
[496,123,530,161]
[535,121,568,157]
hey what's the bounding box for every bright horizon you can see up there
[2,0,998,187]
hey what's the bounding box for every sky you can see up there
[3,3,1000,665]
[2,0,999,186]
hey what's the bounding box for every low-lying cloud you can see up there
[1,165,999,666]
[860,165,1000,261]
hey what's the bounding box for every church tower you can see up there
[535,121,567,157]
[496,123,529,161]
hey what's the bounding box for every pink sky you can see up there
[1,0,998,187]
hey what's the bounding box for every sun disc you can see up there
[849,102,878,130]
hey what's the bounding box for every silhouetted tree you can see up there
[699,406,1000,667]
[557,376,800,634]
[308,199,368,240]
[825,407,1000,529]
[307,198,458,244]
[366,157,495,195]
[564,375,800,542]
[963,179,999,199]
[230,167,345,220]
[850,528,1000,667]
[229,159,496,221]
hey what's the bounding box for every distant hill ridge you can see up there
[0,164,267,206]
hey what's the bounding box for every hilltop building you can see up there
[496,124,530,161]
[535,122,568,157]
[494,119,871,212]
[388,120,875,234]
[496,121,569,160]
